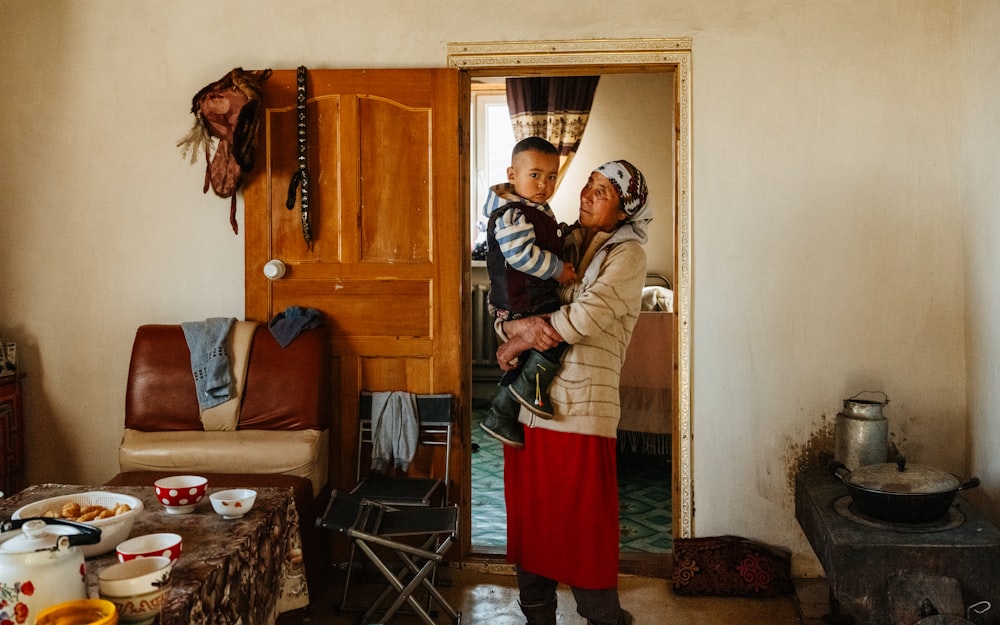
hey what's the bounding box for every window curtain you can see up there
[506,76,600,187]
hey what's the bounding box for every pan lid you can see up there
[846,457,961,495]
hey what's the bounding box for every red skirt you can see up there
[504,426,620,589]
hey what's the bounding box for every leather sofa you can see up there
[105,322,332,590]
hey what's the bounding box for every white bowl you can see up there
[97,556,173,598]
[12,491,144,557]
[209,488,257,519]
[101,586,168,625]
[153,475,208,514]
[116,532,182,563]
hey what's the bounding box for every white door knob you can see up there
[263,259,286,280]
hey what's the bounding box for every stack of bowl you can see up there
[97,556,173,625]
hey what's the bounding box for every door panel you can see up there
[359,97,433,263]
[244,70,465,546]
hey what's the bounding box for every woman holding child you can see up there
[496,159,650,625]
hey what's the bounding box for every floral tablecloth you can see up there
[0,483,309,625]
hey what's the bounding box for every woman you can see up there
[497,160,650,625]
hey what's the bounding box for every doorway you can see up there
[449,39,693,576]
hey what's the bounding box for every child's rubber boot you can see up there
[507,350,559,419]
[479,385,525,447]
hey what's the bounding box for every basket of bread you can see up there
[12,491,143,557]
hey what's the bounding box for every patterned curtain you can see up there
[506,76,600,187]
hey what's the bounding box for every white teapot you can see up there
[0,518,101,625]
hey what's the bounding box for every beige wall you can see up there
[2,0,997,577]
[961,1,1000,521]
[551,72,675,280]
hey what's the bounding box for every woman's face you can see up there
[579,171,626,232]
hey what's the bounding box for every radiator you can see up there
[471,284,501,379]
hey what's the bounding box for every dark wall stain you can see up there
[785,413,903,494]
[785,414,836,493]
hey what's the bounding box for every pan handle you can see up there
[959,477,981,491]
[828,461,850,482]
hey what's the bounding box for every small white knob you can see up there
[263,260,286,280]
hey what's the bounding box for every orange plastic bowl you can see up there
[35,598,118,625]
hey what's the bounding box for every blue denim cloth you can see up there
[181,317,236,409]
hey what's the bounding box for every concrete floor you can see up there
[281,564,817,625]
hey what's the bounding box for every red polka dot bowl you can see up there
[116,532,183,563]
[153,475,207,514]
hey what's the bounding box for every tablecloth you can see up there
[0,483,309,625]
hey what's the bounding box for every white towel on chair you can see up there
[370,391,419,473]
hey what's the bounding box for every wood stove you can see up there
[796,469,1000,625]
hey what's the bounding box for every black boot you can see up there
[588,609,634,625]
[479,383,524,447]
[507,350,560,419]
[519,599,557,625]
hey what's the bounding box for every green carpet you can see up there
[471,405,672,553]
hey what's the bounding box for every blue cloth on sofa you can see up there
[268,306,323,348]
[181,317,236,410]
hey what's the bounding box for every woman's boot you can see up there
[587,609,635,625]
[519,599,558,625]
[507,350,560,419]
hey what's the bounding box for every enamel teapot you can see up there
[0,518,101,625]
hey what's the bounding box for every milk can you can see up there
[834,391,889,470]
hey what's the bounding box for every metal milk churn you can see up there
[834,391,889,470]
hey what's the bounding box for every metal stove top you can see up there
[833,495,966,533]
[796,470,1000,625]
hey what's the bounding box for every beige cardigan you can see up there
[503,227,647,438]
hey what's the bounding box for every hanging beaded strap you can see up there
[285,65,312,248]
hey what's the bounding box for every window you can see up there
[470,86,515,254]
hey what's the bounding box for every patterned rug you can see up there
[471,405,672,553]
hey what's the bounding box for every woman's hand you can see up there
[504,315,562,352]
[496,336,530,372]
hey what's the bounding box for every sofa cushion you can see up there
[124,324,332,432]
[118,428,329,496]
[125,325,203,431]
[239,325,331,430]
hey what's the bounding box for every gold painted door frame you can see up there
[448,38,694,541]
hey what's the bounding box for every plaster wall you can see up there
[960,0,1000,522]
[0,0,990,577]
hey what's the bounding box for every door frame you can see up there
[448,38,695,551]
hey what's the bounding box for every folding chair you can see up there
[342,393,457,613]
[355,392,455,506]
[318,491,462,625]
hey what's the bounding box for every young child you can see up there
[479,137,576,448]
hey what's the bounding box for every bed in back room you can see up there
[618,274,674,456]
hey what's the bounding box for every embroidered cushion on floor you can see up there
[671,535,793,597]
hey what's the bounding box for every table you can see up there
[0,483,309,625]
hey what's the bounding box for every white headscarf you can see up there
[594,159,652,245]
[573,160,652,286]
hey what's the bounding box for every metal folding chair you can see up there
[342,392,457,614]
[355,392,455,505]
[317,491,462,625]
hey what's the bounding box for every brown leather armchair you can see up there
[106,322,333,591]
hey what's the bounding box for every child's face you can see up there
[507,149,560,204]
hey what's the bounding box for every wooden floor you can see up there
[278,564,813,625]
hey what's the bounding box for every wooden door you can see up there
[243,69,466,526]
